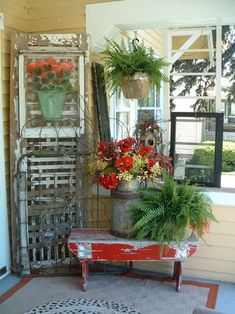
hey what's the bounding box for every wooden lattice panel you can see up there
[10,33,91,273]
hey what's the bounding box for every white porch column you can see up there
[0,18,11,279]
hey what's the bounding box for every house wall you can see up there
[0,0,235,283]
[0,0,28,276]
[134,204,235,283]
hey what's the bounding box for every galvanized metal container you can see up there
[111,180,140,238]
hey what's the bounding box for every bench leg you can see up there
[81,260,89,291]
[173,261,183,292]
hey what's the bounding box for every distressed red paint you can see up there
[68,228,198,292]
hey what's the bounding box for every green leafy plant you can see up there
[102,38,169,95]
[190,141,235,172]
[130,172,217,244]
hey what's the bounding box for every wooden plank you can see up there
[22,127,82,138]
[1,38,11,55]
[2,108,9,122]
[2,66,10,81]
[0,0,28,19]
[212,205,235,221]
[29,179,76,186]
[28,156,76,162]
[185,256,235,275]
[1,53,10,67]
[4,13,28,31]
[210,221,235,235]
[199,233,235,249]
[28,0,118,8]
[28,3,84,19]
[9,0,28,7]
[29,14,85,32]
[2,80,10,95]
[194,245,235,261]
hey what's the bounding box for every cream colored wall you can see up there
[0,0,28,205]
[27,0,120,33]
[134,204,235,283]
[0,0,234,283]
[133,29,164,57]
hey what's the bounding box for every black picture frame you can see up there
[170,112,224,187]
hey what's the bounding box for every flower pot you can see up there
[121,72,151,99]
[111,180,140,238]
[37,90,66,121]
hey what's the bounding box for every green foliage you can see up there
[102,38,169,94]
[130,172,216,244]
[190,141,235,172]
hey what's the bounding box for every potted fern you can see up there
[102,38,169,99]
[130,172,217,244]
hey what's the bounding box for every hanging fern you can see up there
[102,38,169,95]
[130,171,217,244]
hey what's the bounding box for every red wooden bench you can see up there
[68,228,198,292]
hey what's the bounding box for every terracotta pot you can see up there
[121,72,150,99]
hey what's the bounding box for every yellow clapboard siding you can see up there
[4,148,10,161]
[185,256,235,276]
[31,28,86,34]
[134,29,164,57]
[2,80,10,95]
[135,255,235,283]
[2,53,10,67]
[28,3,84,19]
[0,0,28,20]
[10,0,28,7]
[29,13,85,32]
[28,0,119,8]
[184,268,235,282]
[4,12,29,32]
[2,27,18,40]
[1,38,11,54]
[194,245,235,261]
[2,66,10,81]
[212,205,235,222]
[3,135,9,148]
[210,221,235,235]
[2,94,10,108]
[2,108,9,122]
[199,233,235,249]
[3,121,9,135]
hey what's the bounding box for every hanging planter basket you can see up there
[37,90,66,121]
[121,72,151,99]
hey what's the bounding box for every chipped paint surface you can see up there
[68,229,198,262]
[78,244,92,259]
[39,34,78,45]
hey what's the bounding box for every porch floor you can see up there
[0,270,235,314]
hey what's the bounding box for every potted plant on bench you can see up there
[130,171,217,244]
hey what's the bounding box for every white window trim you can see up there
[0,18,11,278]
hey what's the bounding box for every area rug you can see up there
[0,273,219,314]
[24,298,141,313]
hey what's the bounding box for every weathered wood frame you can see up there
[10,33,90,272]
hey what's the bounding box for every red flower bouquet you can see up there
[89,137,173,190]
[26,57,75,94]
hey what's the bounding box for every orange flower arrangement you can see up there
[26,57,75,93]
[89,137,173,190]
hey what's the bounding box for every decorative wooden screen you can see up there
[10,33,97,274]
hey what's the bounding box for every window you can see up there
[110,86,162,139]
[170,112,224,187]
